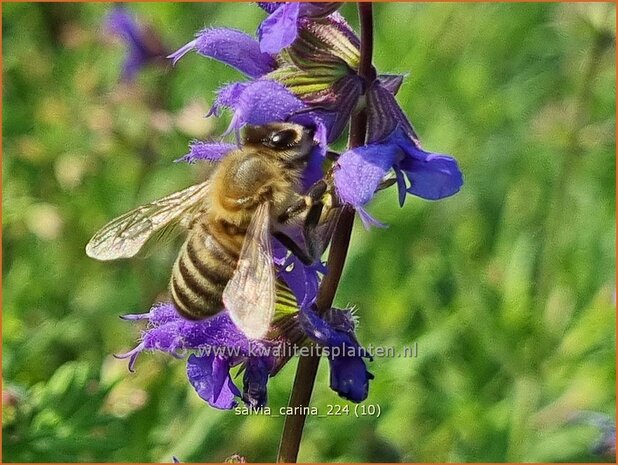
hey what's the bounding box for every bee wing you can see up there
[86,181,210,261]
[223,202,276,340]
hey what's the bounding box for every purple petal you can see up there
[258,2,341,18]
[400,154,464,200]
[228,80,307,131]
[170,28,276,78]
[272,238,290,265]
[313,119,328,150]
[105,6,140,40]
[334,143,400,207]
[395,132,463,200]
[114,342,145,373]
[208,82,249,118]
[168,312,253,352]
[298,307,373,402]
[187,354,240,409]
[177,141,236,164]
[133,302,256,354]
[258,3,300,54]
[299,119,328,191]
[105,6,165,81]
[278,255,320,309]
[302,145,326,191]
[242,357,273,408]
[145,302,183,326]
[328,356,373,403]
[288,109,338,143]
[167,39,196,66]
[121,50,148,82]
[357,207,387,230]
[299,306,356,348]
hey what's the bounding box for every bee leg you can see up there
[278,199,309,225]
[307,179,329,202]
[377,176,397,191]
[278,198,332,263]
[275,199,324,264]
[278,179,339,262]
[272,231,314,265]
[303,201,325,260]
[278,179,329,224]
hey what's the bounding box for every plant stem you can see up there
[276,4,374,463]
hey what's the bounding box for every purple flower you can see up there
[210,78,344,144]
[227,80,307,130]
[334,81,463,209]
[220,80,334,149]
[167,3,411,150]
[176,141,236,164]
[257,3,342,54]
[118,298,372,407]
[168,28,276,79]
[299,307,373,402]
[241,356,274,408]
[261,10,365,142]
[168,4,363,143]
[118,303,278,409]
[105,6,168,81]
[187,353,240,409]
[178,75,461,213]
[334,127,463,208]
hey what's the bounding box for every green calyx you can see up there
[266,16,361,104]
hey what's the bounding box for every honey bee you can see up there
[86,123,337,340]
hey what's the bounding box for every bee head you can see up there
[243,123,316,161]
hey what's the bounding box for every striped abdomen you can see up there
[170,222,240,319]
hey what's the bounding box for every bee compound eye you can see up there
[270,129,298,148]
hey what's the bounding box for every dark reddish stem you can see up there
[276,4,374,463]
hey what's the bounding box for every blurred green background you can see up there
[3,2,616,462]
